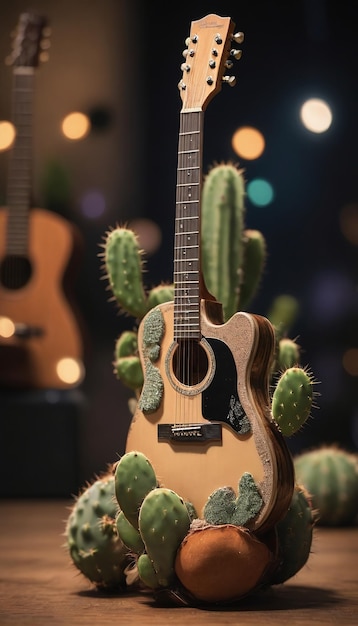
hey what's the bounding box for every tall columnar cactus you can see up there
[65,470,131,590]
[101,227,174,393]
[294,446,358,526]
[201,163,246,320]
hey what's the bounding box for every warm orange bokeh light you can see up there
[0,121,16,151]
[232,126,265,160]
[61,112,90,140]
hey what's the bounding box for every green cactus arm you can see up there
[104,227,147,319]
[201,163,245,321]
[238,229,266,311]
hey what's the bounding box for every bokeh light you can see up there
[127,218,162,255]
[247,178,274,207]
[231,126,265,160]
[342,349,358,377]
[300,98,332,133]
[0,316,15,338]
[56,357,85,385]
[0,121,16,151]
[308,270,354,323]
[339,203,358,246]
[62,112,90,140]
[80,189,106,219]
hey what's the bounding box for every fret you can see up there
[5,71,35,256]
[174,110,204,341]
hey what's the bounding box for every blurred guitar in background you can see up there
[0,12,85,389]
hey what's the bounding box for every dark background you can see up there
[0,0,357,496]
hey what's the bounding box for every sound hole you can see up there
[0,255,32,289]
[172,339,209,386]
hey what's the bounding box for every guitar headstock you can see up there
[179,14,244,111]
[6,12,50,69]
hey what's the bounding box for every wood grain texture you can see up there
[0,500,357,625]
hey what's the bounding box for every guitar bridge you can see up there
[158,423,222,443]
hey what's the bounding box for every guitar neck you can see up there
[6,68,35,256]
[174,110,204,341]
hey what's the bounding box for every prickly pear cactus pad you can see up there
[272,367,314,436]
[294,446,358,526]
[65,472,132,590]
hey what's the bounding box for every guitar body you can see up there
[126,300,294,532]
[0,207,84,389]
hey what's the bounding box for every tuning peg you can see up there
[232,31,244,44]
[222,75,236,87]
[230,48,243,60]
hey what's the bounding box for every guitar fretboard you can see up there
[174,110,204,340]
[6,68,34,255]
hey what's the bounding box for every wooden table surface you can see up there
[0,499,357,625]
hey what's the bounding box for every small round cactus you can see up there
[65,470,131,589]
[294,446,358,526]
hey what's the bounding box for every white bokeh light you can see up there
[300,98,332,133]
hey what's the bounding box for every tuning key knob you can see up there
[222,75,236,87]
[232,31,244,44]
[230,48,242,60]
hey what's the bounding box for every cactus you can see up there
[65,471,131,590]
[137,487,191,588]
[270,484,316,584]
[272,367,314,436]
[201,163,246,321]
[203,472,263,527]
[114,451,158,529]
[114,330,143,392]
[103,227,147,319]
[294,446,358,526]
[239,229,267,311]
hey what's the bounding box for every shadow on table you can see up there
[76,583,342,612]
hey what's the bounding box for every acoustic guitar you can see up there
[125,14,294,532]
[0,13,85,389]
